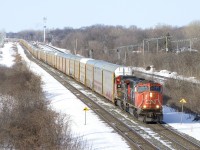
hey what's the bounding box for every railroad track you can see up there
[21,44,200,150]
[147,122,200,150]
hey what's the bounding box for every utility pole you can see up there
[143,39,145,55]
[75,38,78,50]
[157,39,159,53]
[176,42,179,51]
[74,38,77,54]
[165,36,168,52]
[43,17,47,43]
[124,47,127,64]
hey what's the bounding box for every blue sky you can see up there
[0,0,200,32]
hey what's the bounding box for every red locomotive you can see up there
[115,75,163,122]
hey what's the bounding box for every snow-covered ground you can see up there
[164,106,200,141]
[132,66,200,84]
[0,43,15,67]
[0,42,200,149]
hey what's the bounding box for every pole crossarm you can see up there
[144,36,166,42]
[171,38,198,43]
[116,44,141,50]
[106,44,141,53]
[144,36,172,42]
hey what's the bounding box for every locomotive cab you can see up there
[115,75,163,122]
[135,82,163,122]
[135,82,163,110]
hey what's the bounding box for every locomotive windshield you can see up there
[137,85,162,93]
[150,86,162,92]
[137,86,149,92]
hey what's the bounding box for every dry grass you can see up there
[164,79,200,115]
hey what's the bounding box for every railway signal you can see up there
[83,107,89,125]
[180,98,187,124]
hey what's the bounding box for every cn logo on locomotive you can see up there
[145,100,156,104]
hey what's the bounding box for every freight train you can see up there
[20,40,163,122]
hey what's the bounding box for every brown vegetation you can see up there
[126,52,200,78]
[164,79,200,114]
[0,63,88,148]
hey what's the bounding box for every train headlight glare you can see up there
[156,105,160,109]
[150,92,153,98]
[143,105,147,109]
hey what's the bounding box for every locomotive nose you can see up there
[143,92,161,109]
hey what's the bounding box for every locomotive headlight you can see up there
[143,105,147,109]
[156,105,160,109]
[150,92,153,98]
